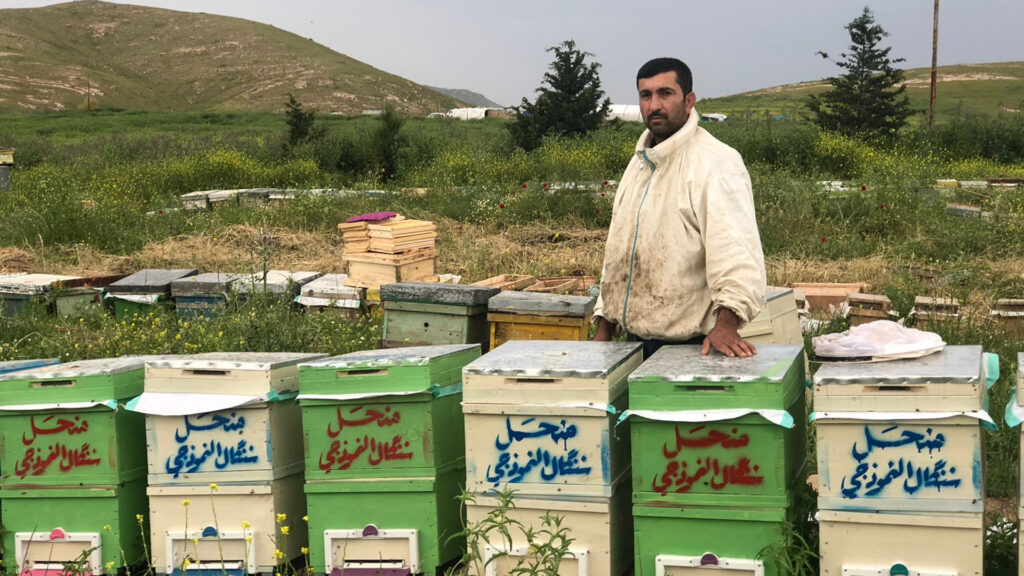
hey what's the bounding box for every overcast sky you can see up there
[5,0,1024,106]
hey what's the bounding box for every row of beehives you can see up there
[791,281,1024,327]
[0,342,1015,576]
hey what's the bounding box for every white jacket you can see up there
[593,109,766,341]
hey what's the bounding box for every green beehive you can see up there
[105,269,197,318]
[632,503,793,576]
[2,480,149,576]
[0,357,162,488]
[304,468,465,576]
[627,345,806,508]
[0,274,82,316]
[299,345,479,576]
[298,344,479,480]
[381,282,499,351]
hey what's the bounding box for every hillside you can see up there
[426,86,504,109]
[0,0,462,114]
[701,61,1024,124]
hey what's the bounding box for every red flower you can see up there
[157,209,164,214]
[595,209,600,215]
[861,185,867,191]
[602,180,609,186]
[542,182,549,188]
[600,193,606,197]
[821,237,828,243]
[499,203,505,209]
[521,183,528,189]
[879,203,886,209]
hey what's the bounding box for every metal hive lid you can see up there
[381,282,498,306]
[463,340,641,378]
[146,352,327,371]
[234,270,322,294]
[0,274,82,295]
[813,345,983,386]
[301,274,361,298]
[107,269,198,294]
[488,291,595,316]
[0,355,178,381]
[301,344,479,369]
[629,345,804,382]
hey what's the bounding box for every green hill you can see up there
[0,0,462,115]
[700,61,1024,124]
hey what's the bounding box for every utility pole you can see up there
[929,0,940,128]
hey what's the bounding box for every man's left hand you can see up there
[701,308,756,358]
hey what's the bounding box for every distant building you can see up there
[443,107,514,120]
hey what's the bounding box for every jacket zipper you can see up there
[621,150,656,331]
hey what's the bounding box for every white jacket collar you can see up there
[635,107,700,163]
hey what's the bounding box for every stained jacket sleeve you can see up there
[694,154,766,324]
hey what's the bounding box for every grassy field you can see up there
[1,109,1024,572]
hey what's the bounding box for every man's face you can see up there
[638,71,696,144]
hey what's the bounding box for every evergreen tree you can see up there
[808,7,915,139]
[509,40,611,150]
[283,93,318,147]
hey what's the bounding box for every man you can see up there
[593,57,766,359]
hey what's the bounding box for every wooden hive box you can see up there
[344,248,439,290]
[147,476,307,576]
[462,340,642,498]
[813,346,987,514]
[233,270,322,298]
[0,356,174,489]
[366,219,437,254]
[170,272,245,318]
[105,269,198,318]
[381,282,499,350]
[471,274,536,292]
[294,273,363,318]
[628,345,807,509]
[818,510,982,576]
[132,352,326,486]
[790,282,864,314]
[487,291,596,349]
[847,292,892,326]
[990,298,1024,330]
[913,295,960,323]
[466,483,632,576]
[0,273,83,316]
[738,286,802,345]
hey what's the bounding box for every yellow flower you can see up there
[105,562,116,572]
[302,515,308,523]
[241,520,252,529]
[136,514,144,523]
[182,499,191,507]
[273,549,284,560]
[102,525,112,531]
[245,535,253,543]
[276,513,287,524]
[192,537,199,546]
[280,526,290,535]
[209,483,219,491]
[184,560,192,567]
[300,547,309,555]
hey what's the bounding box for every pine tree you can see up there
[283,93,317,147]
[509,40,611,150]
[808,7,915,139]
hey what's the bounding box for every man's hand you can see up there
[701,308,756,358]
[594,317,614,341]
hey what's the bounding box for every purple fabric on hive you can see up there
[345,211,397,223]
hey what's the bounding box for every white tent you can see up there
[607,104,642,122]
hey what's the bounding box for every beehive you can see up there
[487,291,595,348]
[381,282,498,350]
[105,269,198,318]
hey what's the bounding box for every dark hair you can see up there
[636,58,693,94]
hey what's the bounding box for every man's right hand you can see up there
[594,317,614,341]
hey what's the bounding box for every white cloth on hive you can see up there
[812,320,945,359]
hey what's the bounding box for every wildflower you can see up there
[595,210,600,215]
[193,538,200,546]
[241,521,252,529]
[879,203,886,209]
[209,483,219,491]
[273,549,285,560]
[521,183,528,189]
[182,499,191,507]
[105,562,116,572]
[861,185,867,191]
[103,525,112,531]
[821,237,828,243]
[136,514,144,523]
[245,535,253,543]
[498,203,505,209]
[276,513,287,523]
[280,526,290,535]
[302,515,309,523]
[301,547,309,555]
[184,560,192,567]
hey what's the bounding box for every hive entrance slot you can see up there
[186,370,230,377]
[32,380,75,388]
[337,369,389,378]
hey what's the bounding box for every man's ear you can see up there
[685,91,697,113]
